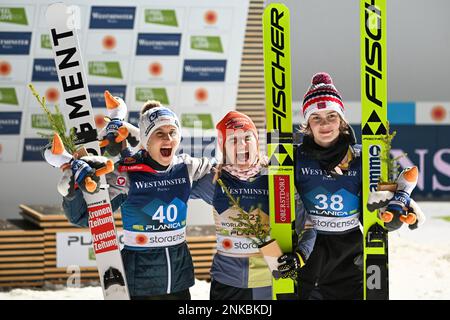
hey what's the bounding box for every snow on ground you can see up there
[389,202,450,300]
[0,202,449,300]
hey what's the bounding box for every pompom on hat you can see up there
[302,72,346,122]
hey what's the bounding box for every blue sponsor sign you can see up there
[31,59,58,82]
[0,32,31,55]
[352,125,450,200]
[136,33,181,56]
[88,85,126,108]
[89,6,136,29]
[388,102,416,125]
[127,111,139,127]
[22,138,48,162]
[0,112,21,134]
[182,60,226,82]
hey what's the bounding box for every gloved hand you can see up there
[367,190,426,231]
[98,119,127,156]
[98,119,140,156]
[43,132,114,198]
[367,166,425,232]
[74,156,114,192]
[276,251,305,280]
[57,155,113,197]
[70,158,101,194]
[402,198,426,231]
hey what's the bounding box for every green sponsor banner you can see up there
[0,88,18,105]
[191,36,223,53]
[88,61,122,79]
[31,113,64,130]
[145,9,178,27]
[181,114,214,129]
[0,7,28,25]
[135,87,169,105]
[41,34,51,49]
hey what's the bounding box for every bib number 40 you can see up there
[152,205,178,223]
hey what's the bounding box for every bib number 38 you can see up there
[315,194,344,211]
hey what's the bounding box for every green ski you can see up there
[361,0,389,300]
[262,3,296,300]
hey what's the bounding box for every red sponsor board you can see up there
[118,164,156,173]
[274,175,291,223]
[88,204,119,254]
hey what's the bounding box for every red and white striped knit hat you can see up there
[302,72,346,122]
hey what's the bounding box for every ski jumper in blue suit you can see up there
[294,140,363,300]
[62,148,214,299]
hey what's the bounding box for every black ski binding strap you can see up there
[366,223,386,248]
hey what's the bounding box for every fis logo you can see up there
[102,35,116,50]
[0,60,11,76]
[148,62,163,77]
[431,105,446,122]
[195,88,208,102]
[204,10,217,25]
[45,87,60,103]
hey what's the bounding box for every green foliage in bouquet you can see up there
[28,84,77,154]
[380,121,407,183]
[216,178,270,247]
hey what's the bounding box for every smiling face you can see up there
[223,130,258,168]
[146,125,179,166]
[308,110,342,147]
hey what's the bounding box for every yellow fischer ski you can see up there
[263,3,297,300]
[361,0,389,300]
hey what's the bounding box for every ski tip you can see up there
[45,2,67,20]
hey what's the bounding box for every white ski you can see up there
[45,3,129,300]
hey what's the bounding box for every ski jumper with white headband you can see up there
[190,111,316,300]
[294,73,364,300]
[62,102,214,299]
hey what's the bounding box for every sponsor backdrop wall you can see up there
[0,0,249,220]
[0,1,449,221]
